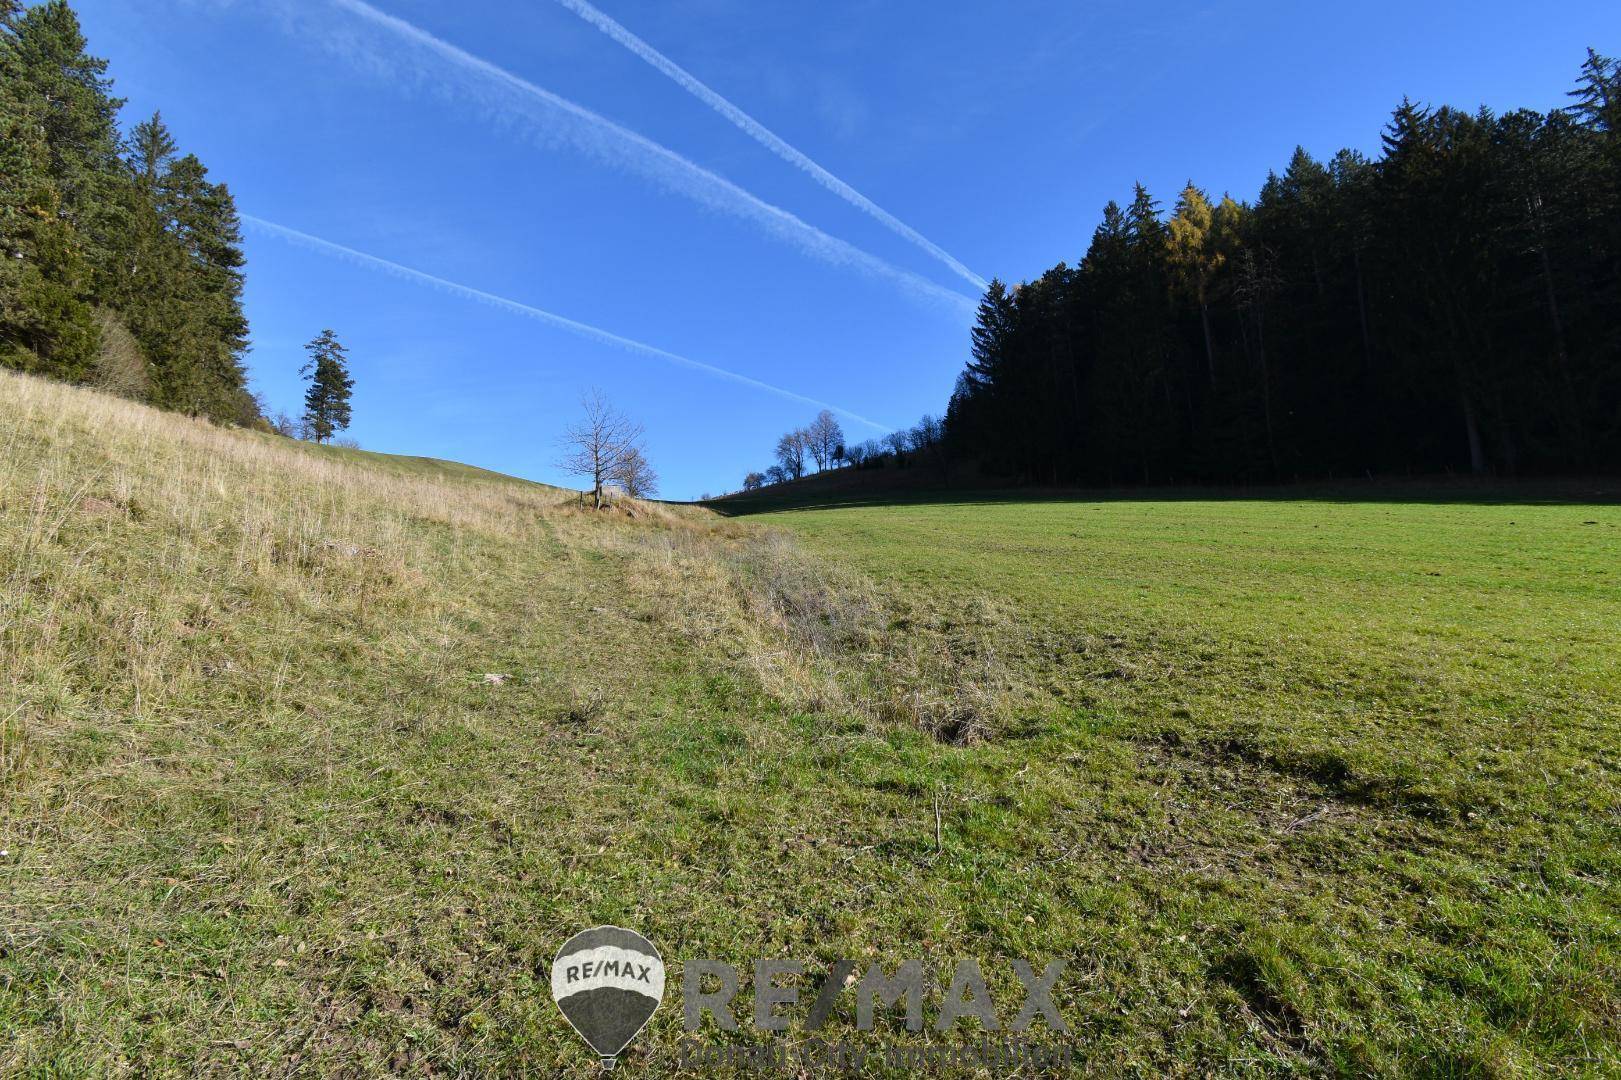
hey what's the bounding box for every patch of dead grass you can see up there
[558,505,1026,743]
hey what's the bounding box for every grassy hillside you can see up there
[3,370,1618,1075]
[265,435,563,491]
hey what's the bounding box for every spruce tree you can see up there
[1125,183,1166,249]
[0,5,99,377]
[1567,49,1619,130]
[128,111,176,188]
[4,1,122,247]
[161,154,252,421]
[300,330,354,443]
[966,279,1016,391]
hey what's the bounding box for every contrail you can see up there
[322,0,976,317]
[552,0,988,294]
[242,214,892,432]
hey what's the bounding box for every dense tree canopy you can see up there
[946,53,1621,483]
[0,0,255,424]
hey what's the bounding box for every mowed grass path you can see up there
[730,489,1621,1073]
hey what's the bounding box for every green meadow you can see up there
[3,371,1618,1076]
[719,485,1621,1074]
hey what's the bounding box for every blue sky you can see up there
[74,0,1620,497]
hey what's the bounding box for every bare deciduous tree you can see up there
[775,429,808,480]
[612,445,658,499]
[806,409,844,473]
[559,389,647,509]
[910,414,943,451]
[266,410,308,439]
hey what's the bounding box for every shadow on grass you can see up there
[703,471,1621,517]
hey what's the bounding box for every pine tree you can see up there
[966,279,1016,391]
[0,5,99,377]
[300,330,354,443]
[4,1,122,244]
[128,111,176,188]
[1567,49,1619,131]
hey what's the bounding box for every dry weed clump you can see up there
[583,507,1023,743]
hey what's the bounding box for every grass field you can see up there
[722,484,1621,1072]
[2,370,1618,1076]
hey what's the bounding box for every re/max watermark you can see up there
[546,927,1074,1070]
[680,958,1067,1033]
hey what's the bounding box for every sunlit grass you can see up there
[730,484,1621,1074]
[2,369,1617,1075]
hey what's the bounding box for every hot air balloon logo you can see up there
[551,926,665,1070]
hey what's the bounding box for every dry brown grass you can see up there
[0,370,569,761]
[89,308,150,401]
[569,503,1024,743]
[0,367,1011,813]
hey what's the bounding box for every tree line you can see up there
[946,51,1621,484]
[741,409,958,491]
[1,0,258,424]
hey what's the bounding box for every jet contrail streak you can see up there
[325,0,976,317]
[242,214,892,432]
[552,0,988,294]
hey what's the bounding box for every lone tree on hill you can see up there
[300,329,354,443]
[560,389,650,509]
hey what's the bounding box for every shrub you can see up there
[89,309,149,401]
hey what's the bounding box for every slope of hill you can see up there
[269,438,559,490]
[0,370,1023,1074]
[3,369,1618,1075]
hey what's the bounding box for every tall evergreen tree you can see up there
[300,330,354,443]
[3,1,120,215]
[966,279,1016,390]
[0,1,99,376]
[1567,49,1620,130]
[128,110,177,187]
